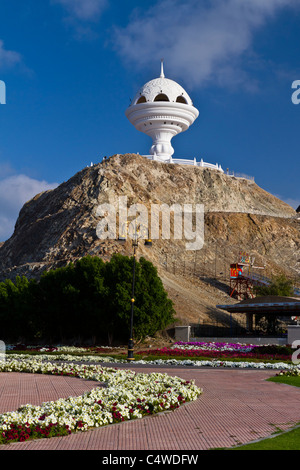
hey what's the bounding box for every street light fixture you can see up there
[118,221,152,361]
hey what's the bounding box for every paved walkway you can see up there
[0,365,300,451]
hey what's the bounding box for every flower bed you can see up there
[0,357,202,445]
[174,341,257,351]
[275,368,300,377]
[8,344,121,354]
[137,347,291,361]
[5,341,299,370]
[136,342,293,362]
[132,358,300,371]
[5,352,300,371]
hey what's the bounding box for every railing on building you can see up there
[142,155,256,182]
[244,271,300,297]
[143,155,224,172]
[225,170,255,182]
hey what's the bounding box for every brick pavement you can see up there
[0,365,300,451]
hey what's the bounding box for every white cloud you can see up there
[0,40,21,70]
[113,0,300,90]
[0,174,58,242]
[51,0,109,39]
[52,0,108,21]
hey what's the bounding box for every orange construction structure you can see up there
[230,262,255,300]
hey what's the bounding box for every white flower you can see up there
[0,356,203,441]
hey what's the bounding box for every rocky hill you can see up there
[0,153,299,326]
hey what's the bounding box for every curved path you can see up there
[0,365,300,451]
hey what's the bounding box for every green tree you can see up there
[104,254,175,344]
[0,255,175,345]
[71,256,107,341]
[0,276,36,341]
[36,265,77,342]
[255,274,294,297]
[103,254,133,344]
[35,258,107,343]
[133,256,175,339]
[0,279,17,340]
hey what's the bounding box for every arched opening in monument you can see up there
[176,96,187,104]
[137,96,147,104]
[154,93,169,102]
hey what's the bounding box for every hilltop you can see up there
[0,153,298,325]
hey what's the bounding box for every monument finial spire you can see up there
[160,59,165,78]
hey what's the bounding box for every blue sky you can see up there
[0,0,300,241]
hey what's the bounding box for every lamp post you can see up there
[128,238,138,361]
[118,221,152,361]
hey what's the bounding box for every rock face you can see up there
[0,153,298,324]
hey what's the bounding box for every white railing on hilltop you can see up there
[142,155,255,181]
[142,155,224,172]
[88,155,255,182]
[226,170,255,182]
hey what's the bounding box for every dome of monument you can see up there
[131,62,193,106]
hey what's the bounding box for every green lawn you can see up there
[267,375,300,387]
[232,426,300,450]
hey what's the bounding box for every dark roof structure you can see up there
[217,296,300,315]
